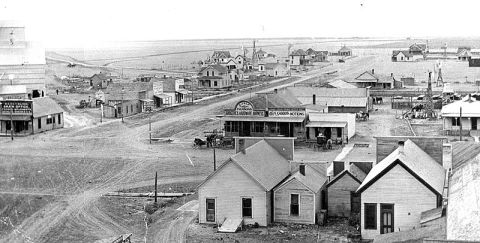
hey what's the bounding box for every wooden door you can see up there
[380,204,394,234]
[206,198,215,222]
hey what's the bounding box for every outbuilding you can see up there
[441,95,480,136]
[305,112,356,143]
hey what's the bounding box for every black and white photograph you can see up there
[0,0,479,242]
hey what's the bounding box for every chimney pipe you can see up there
[299,164,305,176]
[398,141,405,154]
[371,69,375,74]
[313,94,316,105]
[391,73,393,77]
[274,89,278,94]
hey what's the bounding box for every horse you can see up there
[193,138,207,149]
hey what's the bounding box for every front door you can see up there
[206,198,215,222]
[380,204,394,234]
[472,118,478,130]
[240,122,251,136]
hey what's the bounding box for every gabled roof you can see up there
[33,97,64,117]
[229,140,291,190]
[256,49,267,55]
[212,51,231,59]
[452,142,480,170]
[357,139,445,195]
[409,43,427,51]
[275,164,327,193]
[339,46,352,52]
[392,50,413,57]
[354,71,379,82]
[91,73,113,81]
[198,64,228,74]
[306,48,316,55]
[290,49,306,56]
[326,170,362,188]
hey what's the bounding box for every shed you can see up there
[306,112,355,143]
[326,170,363,217]
[273,164,327,224]
[197,139,291,226]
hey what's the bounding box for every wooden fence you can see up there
[391,101,443,109]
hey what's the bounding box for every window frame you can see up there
[58,114,61,124]
[364,203,377,230]
[206,198,216,222]
[241,197,253,218]
[290,194,300,216]
[46,117,53,125]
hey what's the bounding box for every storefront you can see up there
[222,100,307,139]
[0,99,33,136]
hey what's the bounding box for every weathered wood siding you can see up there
[376,137,444,165]
[360,165,438,240]
[274,179,316,224]
[327,174,360,217]
[198,162,268,226]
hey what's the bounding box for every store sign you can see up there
[0,100,32,115]
[233,101,255,115]
[268,109,305,117]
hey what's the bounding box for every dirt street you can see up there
[0,55,381,242]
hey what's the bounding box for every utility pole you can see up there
[100,104,103,123]
[10,108,13,140]
[459,107,463,141]
[154,171,158,203]
[213,147,216,171]
[121,87,125,123]
[149,115,152,144]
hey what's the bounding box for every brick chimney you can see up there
[299,164,305,176]
[371,69,375,74]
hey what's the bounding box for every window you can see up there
[52,116,56,124]
[46,117,53,124]
[290,194,299,216]
[58,114,61,124]
[351,192,361,214]
[337,127,342,137]
[38,119,41,129]
[232,122,239,132]
[206,199,215,222]
[242,198,252,218]
[131,104,133,113]
[212,71,215,76]
[364,203,377,229]
[206,71,209,76]
[224,121,232,132]
[214,81,218,86]
[452,117,461,126]
[254,122,264,133]
[126,106,128,114]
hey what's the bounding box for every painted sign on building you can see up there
[268,109,305,117]
[0,100,32,115]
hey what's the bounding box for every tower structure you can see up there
[425,72,435,119]
[435,61,444,87]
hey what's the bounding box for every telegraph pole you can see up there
[154,171,158,203]
[459,107,463,141]
[121,87,125,123]
[10,108,13,140]
[149,116,152,144]
[213,147,216,171]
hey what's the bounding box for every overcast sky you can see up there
[2,0,480,47]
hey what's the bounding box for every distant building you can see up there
[289,49,308,66]
[265,63,289,77]
[104,82,154,118]
[400,77,415,86]
[324,80,357,89]
[357,139,445,240]
[0,20,46,98]
[211,51,232,64]
[305,112,356,143]
[162,78,191,104]
[0,97,64,136]
[197,64,232,89]
[391,50,413,62]
[409,43,427,55]
[338,45,352,56]
[90,72,114,89]
[351,70,399,89]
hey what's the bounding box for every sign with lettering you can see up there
[0,100,32,115]
[233,101,254,115]
[268,110,305,117]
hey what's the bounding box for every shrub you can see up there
[348,213,360,227]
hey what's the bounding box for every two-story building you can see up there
[197,64,232,89]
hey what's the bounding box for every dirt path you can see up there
[1,55,377,242]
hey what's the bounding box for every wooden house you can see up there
[90,72,114,89]
[356,139,445,240]
[326,169,363,218]
[338,46,352,56]
[351,70,397,89]
[197,139,291,226]
[441,96,480,136]
[289,49,308,66]
[211,51,232,64]
[447,142,480,241]
[409,43,427,55]
[273,164,327,224]
[265,63,289,77]
[197,64,232,89]
[325,80,357,89]
[305,112,356,144]
[392,50,413,62]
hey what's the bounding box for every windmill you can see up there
[434,60,444,87]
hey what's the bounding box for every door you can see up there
[472,118,477,130]
[380,204,394,234]
[206,198,215,222]
[240,122,251,136]
[350,192,361,215]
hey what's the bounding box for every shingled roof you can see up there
[212,51,231,59]
[452,142,480,170]
[275,164,327,193]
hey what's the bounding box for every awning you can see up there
[140,99,154,102]
[154,94,170,99]
[306,121,347,128]
[222,116,305,123]
[177,89,190,95]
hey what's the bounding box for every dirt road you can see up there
[0,55,377,242]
